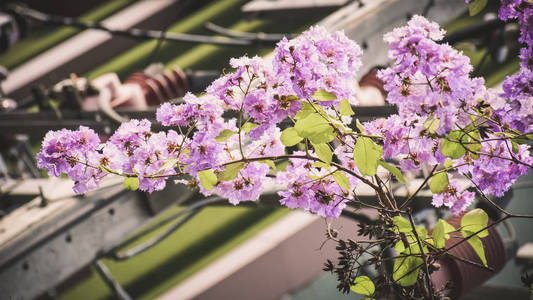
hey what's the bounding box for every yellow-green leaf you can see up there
[423,117,440,134]
[218,162,245,181]
[259,159,277,171]
[350,276,375,296]
[393,216,412,233]
[281,127,303,146]
[158,158,179,172]
[353,137,383,176]
[198,169,217,190]
[429,172,449,194]
[294,113,336,144]
[378,161,406,183]
[468,0,488,16]
[463,232,487,266]
[242,122,258,133]
[339,99,354,116]
[313,89,337,101]
[461,208,489,238]
[333,171,350,191]
[312,142,332,165]
[124,177,139,191]
[393,256,423,286]
[432,219,455,248]
[215,129,236,142]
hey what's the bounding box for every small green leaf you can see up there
[512,140,519,154]
[350,276,375,296]
[276,160,290,172]
[353,137,383,176]
[124,177,140,191]
[393,256,423,286]
[281,127,303,146]
[441,131,466,159]
[241,122,258,133]
[158,158,179,172]
[215,129,236,142]
[294,102,315,120]
[468,0,488,16]
[356,119,366,134]
[393,216,412,233]
[198,169,217,190]
[423,117,440,134]
[463,232,487,266]
[378,161,406,183]
[443,159,454,169]
[432,219,455,248]
[218,162,245,181]
[314,161,331,170]
[259,160,276,171]
[313,89,337,101]
[312,142,332,164]
[294,113,336,144]
[333,171,350,191]
[429,172,449,194]
[394,240,406,253]
[461,208,489,238]
[339,99,355,116]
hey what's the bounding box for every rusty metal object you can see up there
[125,66,189,106]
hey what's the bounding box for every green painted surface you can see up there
[59,206,289,300]
[0,0,136,69]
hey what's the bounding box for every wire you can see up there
[8,4,280,47]
[107,196,226,261]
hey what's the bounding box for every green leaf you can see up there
[350,276,375,296]
[353,137,383,176]
[241,122,258,133]
[314,161,331,170]
[512,140,519,154]
[432,219,455,248]
[429,172,449,194]
[312,142,332,164]
[393,216,412,233]
[259,160,276,171]
[468,0,488,16]
[276,160,290,172]
[294,102,315,120]
[443,159,454,169]
[218,162,245,181]
[356,119,366,134]
[423,117,440,134]
[378,161,406,183]
[158,158,179,172]
[124,177,139,191]
[441,131,466,159]
[333,172,350,191]
[281,127,304,146]
[393,256,423,286]
[463,232,487,266]
[294,113,336,144]
[313,89,337,101]
[394,240,406,253]
[198,169,217,190]
[461,208,489,238]
[215,129,236,142]
[339,99,355,116]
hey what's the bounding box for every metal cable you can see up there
[8,4,279,47]
[108,196,226,261]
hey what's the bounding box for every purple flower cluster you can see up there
[36,20,533,218]
[432,179,475,215]
[273,26,363,107]
[37,126,104,194]
[465,138,532,197]
[277,152,355,218]
[378,15,483,135]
